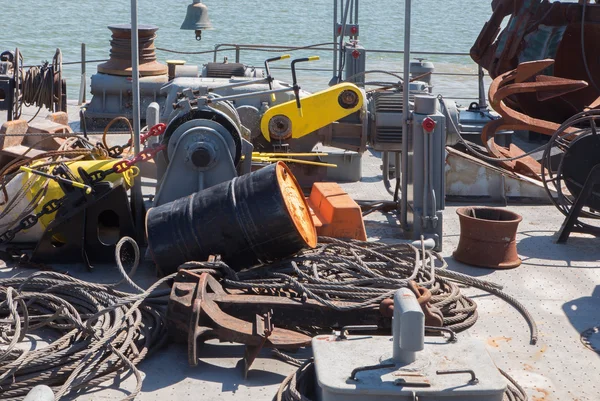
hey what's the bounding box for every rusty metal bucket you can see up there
[453,207,522,269]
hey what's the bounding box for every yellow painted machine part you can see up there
[260,82,363,142]
[22,159,136,228]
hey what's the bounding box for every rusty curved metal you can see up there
[482,59,587,173]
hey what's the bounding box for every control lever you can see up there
[264,54,290,102]
[20,166,92,194]
[291,56,320,116]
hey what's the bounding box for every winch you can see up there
[153,88,253,206]
[312,288,506,401]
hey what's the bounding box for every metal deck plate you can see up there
[312,334,505,401]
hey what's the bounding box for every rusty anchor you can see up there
[167,270,391,377]
[482,59,588,177]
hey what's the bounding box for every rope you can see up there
[224,237,477,331]
[274,360,528,401]
[220,237,536,343]
[0,274,163,400]
[0,249,230,400]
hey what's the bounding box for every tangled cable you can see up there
[20,49,62,122]
[219,237,536,342]
[22,64,55,111]
[274,360,528,401]
[0,234,231,401]
[0,250,170,400]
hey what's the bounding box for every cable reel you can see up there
[542,110,600,241]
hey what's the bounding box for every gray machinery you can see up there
[153,88,254,206]
[0,49,22,121]
[86,3,499,252]
[150,59,448,250]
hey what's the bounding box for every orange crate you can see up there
[307,182,367,241]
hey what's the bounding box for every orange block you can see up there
[307,182,367,241]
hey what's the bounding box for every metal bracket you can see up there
[436,369,479,385]
[243,311,274,378]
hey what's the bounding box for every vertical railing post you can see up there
[79,43,86,105]
[478,64,487,108]
[333,0,338,81]
[401,0,412,228]
[130,0,144,241]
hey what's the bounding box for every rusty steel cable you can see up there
[273,360,528,401]
[102,117,134,152]
[21,49,62,123]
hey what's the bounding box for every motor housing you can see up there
[153,92,253,207]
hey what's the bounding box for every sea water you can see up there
[1,0,493,103]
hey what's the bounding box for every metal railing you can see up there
[210,42,487,104]
[54,40,487,107]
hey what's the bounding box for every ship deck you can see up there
[1,104,599,401]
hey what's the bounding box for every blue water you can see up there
[2,0,493,100]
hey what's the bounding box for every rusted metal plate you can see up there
[497,144,542,179]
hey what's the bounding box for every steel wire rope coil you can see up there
[0,241,232,401]
[220,237,536,343]
[541,109,600,222]
[223,237,477,331]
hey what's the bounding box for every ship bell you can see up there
[180,0,213,40]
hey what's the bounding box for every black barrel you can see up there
[146,162,317,275]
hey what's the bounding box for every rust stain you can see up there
[523,363,535,371]
[534,344,549,360]
[487,336,513,348]
[532,387,550,401]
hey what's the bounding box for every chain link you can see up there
[0,140,166,244]
[103,123,166,158]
